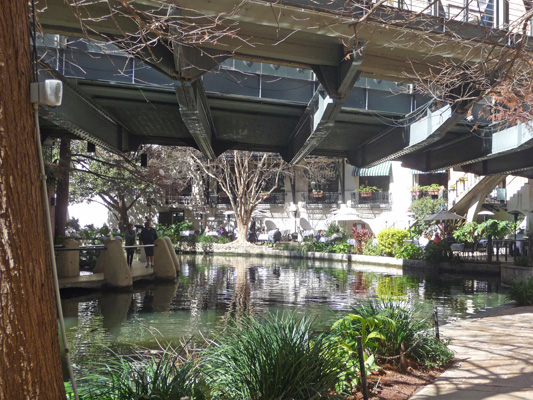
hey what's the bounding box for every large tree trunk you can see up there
[0,2,66,399]
[55,138,71,238]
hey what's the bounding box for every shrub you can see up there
[327,314,383,394]
[506,278,533,305]
[377,228,409,256]
[362,241,383,256]
[395,243,423,260]
[453,221,478,242]
[352,228,373,255]
[423,241,452,264]
[200,314,338,400]
[78,347,204,400]
[346,299,454,367]
[331,241,351,254]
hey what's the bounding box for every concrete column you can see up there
[56,239,80,278]
[100,238,132,288]
[153,237,177,281]
[163,236,181,272]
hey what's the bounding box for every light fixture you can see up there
[141,153,148,167]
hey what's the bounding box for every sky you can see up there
[68,201,108,227]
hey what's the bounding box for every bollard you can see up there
[101,238,132,288]
[153,237,177,281]
[356,336,369,400]
[163,237,181,272]
[56,239,80,278]
[434,306,440,340]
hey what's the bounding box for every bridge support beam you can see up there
[38,69,138,153]
[461,122,533,175]
[311,44,365,100]
[175,80,217,160]
[284,45,364,164]
[400,132,490,171]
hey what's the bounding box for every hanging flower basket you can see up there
[411,190,422,196]
[311,192,324,198]
[260,193,270,199]
[218,192,229,198]
[360,191,372,197]
[427,190,439,195]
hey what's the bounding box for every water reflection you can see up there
[62,255,506,370]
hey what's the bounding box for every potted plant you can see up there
[357,185,380,197]
[427,183,441,196]
[410,185,423,196]
[311,189,324,198]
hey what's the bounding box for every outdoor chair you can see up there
[461,241,475,259]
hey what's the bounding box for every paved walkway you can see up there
[411,305,533,400]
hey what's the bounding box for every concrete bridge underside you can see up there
[37,0,533,178]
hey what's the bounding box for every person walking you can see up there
[125,223,137,267]
[139,220,158,268]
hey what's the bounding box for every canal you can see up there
[61,255,506,375]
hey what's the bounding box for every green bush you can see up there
[345,299,454,368]
[331,241,351,254]
[377,228,409,256]
[423,241,452,264]
[78,347,204,400]
[362,241,383,256]
[506,278,533,305]
[395,243,423,260]
[453,221,478,242]
[200,314,338,400]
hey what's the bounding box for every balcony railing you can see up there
[258,192,285,205]
[304,192,339,205]
[351,191,392,207]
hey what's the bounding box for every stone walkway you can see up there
[411,305,533,400]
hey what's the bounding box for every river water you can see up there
[61,255,506,372]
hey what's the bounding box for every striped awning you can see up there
[352,161,391,177]
[410,169,447,174]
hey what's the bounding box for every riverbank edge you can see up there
[209,244,502,275]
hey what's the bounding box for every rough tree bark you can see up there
[0,1,66,399]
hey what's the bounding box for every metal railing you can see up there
[351,191,392,206]
[304,192,339,205]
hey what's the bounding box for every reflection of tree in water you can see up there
[225,258,253,322]
[353,271,369,296]
[376,275,418,298]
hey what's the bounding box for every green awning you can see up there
[352,161,391,177]
[410,169,447,174]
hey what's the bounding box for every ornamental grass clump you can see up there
[200,313,339,400]
[506,278,533,305]
[78,346,204,400]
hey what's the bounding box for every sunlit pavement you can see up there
[410,305,533,400]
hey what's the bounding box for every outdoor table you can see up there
[257,233,269,242]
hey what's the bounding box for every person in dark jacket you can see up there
[139,220,158,268]
[125,223,137,267]
[272,228,282,243]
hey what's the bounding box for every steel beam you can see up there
[460,122,533,175]
[283,46,364,164]
[282,88,341,164]
[175,80,217,159]
[312,44,365,100]
[399,132,491,171]
[37,69,137,153]
[347,105,465,167]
